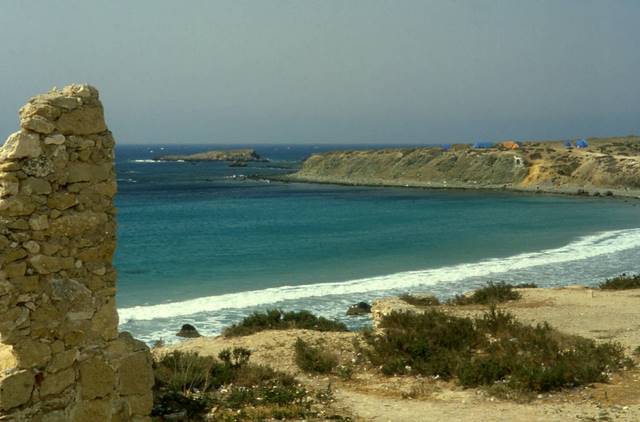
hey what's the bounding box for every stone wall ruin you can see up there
[0,85,153,421]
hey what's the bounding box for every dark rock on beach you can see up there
[176,323,201,338]
[346,302,372,316]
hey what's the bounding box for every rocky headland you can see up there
[158,148,266,162]
[282,136,640,197]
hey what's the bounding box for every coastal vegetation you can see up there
[152,348,345,420]
[222,309,348,337]
[399,293,441,307]
[154,281,640,419]
[363,307,633,396]
[400,283,538,307]
[448,281,524,305]
[598,273,640,290]
[294,338,339,374]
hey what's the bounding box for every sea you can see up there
[114,144,640,344]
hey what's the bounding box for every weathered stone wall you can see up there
[0,85,153,421]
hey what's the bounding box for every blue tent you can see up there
[563,140,573,148]
[441,144,452,151]
[473,141,494,149]
[576,139,588,149]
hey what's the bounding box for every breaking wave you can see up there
[130,159,184,163]
[118,228,640,323]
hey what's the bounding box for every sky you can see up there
[1,0,639,145]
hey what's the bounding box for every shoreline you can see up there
[120,225,640,344]
[263,172,640,201]
[166,284,640,348]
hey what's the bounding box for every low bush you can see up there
[336,364,354,380]
[448,282,521,305]
[218,346,252,368]
[399,293,441,307]
[152,348,344,420]
[598,273,640,290]
[294,338,339,374]
[152,390,210,420]
[218,373,305,409]
[154,350,218,394]
[223,309,348,337]
[364,307,632,394]
[364,309,478,377]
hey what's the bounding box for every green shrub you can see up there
[223,309,348,337]
[449,282,521,305]
[399,293,440,307]
[153,348,332,420]
[221,377,305,409]
[336,364,354,380]
[235,363,297,387]
[364,307,632,393]
[218,347,251,368]
[364,310,478,377]
[598,273,640,290]
[294,338,339,374]
[151,390,210,419]
[458,307,631,391]
[152,351,218,419]
[154,350,218,394]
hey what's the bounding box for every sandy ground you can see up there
[451,286,640,350]
[161,286,640,421]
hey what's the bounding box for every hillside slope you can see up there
[286,136,640,197]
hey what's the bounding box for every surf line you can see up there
[118,228,640,322]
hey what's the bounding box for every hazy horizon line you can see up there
[113,132,639,146]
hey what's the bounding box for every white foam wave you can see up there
[130,159,185,163]
[118,228,640,322]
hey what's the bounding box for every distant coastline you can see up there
[272,136,640,199]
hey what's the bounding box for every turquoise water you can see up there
[114,145,640,343]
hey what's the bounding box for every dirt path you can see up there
[448,286,640,350]
[335,387,639,422]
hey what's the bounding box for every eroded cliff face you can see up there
[0,85,153,421]
[290,138,640,196]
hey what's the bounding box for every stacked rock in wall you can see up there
[0,85,153,421]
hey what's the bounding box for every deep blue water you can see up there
[114,144,640,343]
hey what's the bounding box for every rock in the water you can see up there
[176,324,201,338]
[346,301,372,316]
[159,148,266,162]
